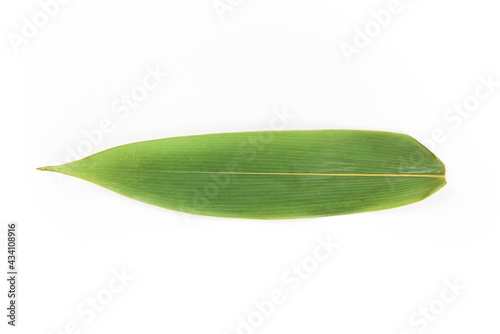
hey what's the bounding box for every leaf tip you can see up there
[37,165,60,172]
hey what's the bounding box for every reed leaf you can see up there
[38,130,446,219]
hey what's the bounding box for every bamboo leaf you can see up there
[38,130,446,219]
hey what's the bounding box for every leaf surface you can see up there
[39,130,446,219]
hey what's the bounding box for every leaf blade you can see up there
[39,130,446,219]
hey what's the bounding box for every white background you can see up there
[1,0,500,333]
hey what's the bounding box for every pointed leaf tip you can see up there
[37,166,58,172]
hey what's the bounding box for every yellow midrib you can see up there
[141,170,446,178]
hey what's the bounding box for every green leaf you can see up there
[38,130,446,219]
